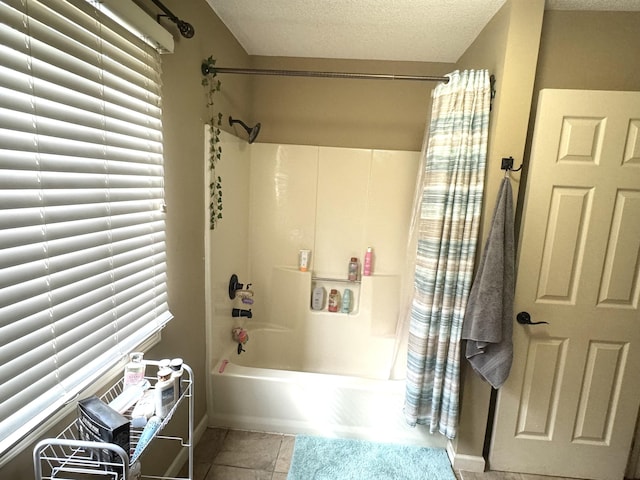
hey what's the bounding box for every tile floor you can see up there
[182,428,577,480]
[182,428,293,480]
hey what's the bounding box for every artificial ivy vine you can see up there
[202,56,223,230]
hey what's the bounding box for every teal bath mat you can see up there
[287,435,456,480]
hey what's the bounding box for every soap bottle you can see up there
[348,257,359,281]
[363,247,373,276]
[123,352,145,389]
[341,288,352,313]
[328,289,341,312]
[311,286,325,310]
[155,367,175,418]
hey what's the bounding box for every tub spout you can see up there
[232,308,252,318]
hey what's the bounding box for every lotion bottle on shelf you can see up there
[155,367,175,418]
[363,247,373,276]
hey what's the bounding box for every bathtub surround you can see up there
[206,132,443,446]
[209,272,448,447]
[404,70,491,439]
[287,434,456,480]
[206,130,421,365]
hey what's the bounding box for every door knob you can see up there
[516,311,549,325]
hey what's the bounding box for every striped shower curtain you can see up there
[404,70,490,439]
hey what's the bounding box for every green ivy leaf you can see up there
[204,57,224,230]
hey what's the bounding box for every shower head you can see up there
[229,116,261,144]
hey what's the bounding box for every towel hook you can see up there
[501,156,523,174]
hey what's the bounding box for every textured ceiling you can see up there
[205,0,640,63]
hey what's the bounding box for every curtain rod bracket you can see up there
[151,0,195,38]
[201,62,213,76]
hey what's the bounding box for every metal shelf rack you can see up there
[33,360,194,480]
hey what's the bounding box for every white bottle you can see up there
[299,249,311,272]
[311,286,325,310]
[170,357,184,400]
[123,352,145,389]
[131,389,156,427]
[155,367,175,418]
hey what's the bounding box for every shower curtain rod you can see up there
[201,64,450,83]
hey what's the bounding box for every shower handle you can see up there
[232,308,252,319]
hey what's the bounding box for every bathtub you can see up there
[208,325,446,448]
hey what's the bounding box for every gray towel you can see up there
[462,177,515,389]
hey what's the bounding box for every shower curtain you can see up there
[404,69,490,439]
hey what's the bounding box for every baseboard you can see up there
[164,414,209,477]
[446,441,485,473]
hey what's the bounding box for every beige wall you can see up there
[249,56,453,150]
[521,10,640,217]
[450,0,545,468]
[140,0,251,472]
[535,10,640,92]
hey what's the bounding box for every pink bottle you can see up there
[363,247,373,276]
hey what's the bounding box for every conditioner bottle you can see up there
[363,247,373,276]
[341,288,352,313]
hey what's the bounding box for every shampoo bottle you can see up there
[170,357,184,400]
[311,286,325,310]
[363,247,374,276]
[341,288,352,313]
[328,289,341,312]
[155,367,175,418]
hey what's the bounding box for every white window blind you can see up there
[0,0,172,455]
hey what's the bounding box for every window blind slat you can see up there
[0,371,63,424]
[0,0,172,456]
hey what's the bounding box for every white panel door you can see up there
[489,89,640,480]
